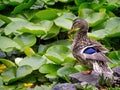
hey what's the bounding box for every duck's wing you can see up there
[83,52,112,62]
[79,42,112,63]
[90,39,109,53]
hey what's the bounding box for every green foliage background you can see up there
[0,0,120,89]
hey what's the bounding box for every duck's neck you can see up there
[74,27,88,43]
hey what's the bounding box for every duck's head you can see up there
[68,18,88,34]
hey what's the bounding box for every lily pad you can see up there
[34,20,60,40]
[18,24,46,36]
[16,65,33,78]
[79,8,108,27]
[0,58,16,68]
[108,51,120,63]
[0,36,21,52]
[89,17,120,40]
[39,64,61,78]
[57,66,78,78]
[23,46,35,56]
[0,19,5,27]
[14,34,36,48]
[54,12,76,30]
[0,14,11,24]
[1,65,33,84]
[19,56,46,70]
[1,67,16,84]
[31,9,58,21]
[41,24,60,40]
[4,20,31,35]
[45,45,74,64]
[88,29,109,40]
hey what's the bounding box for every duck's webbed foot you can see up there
[82,70,92,75]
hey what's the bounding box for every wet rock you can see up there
[52,83,81,90]
[113,66,120,77]
[52,66,120,90]
[69,71,99,85]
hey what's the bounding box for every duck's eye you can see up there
[84,47,97,54]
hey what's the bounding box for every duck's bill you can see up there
[68,25,75,34]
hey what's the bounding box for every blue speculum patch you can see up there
[84,47,97,54]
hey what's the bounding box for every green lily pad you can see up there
[39,64,61,78]
[33,20,60,39]
[19,56,46,70]
[54,12,76,30]
[106,17,120,37]
[74,64,90,71]
[108,51,120,68]
[0,14,11,24]
[57,66,78,78]
[79,8,108,27]
[1,67,16,84]
[45,45,73,64]
[4,20,31,35]
[11,0,35,14]
[18,23,46,36]
[41,24,60,40]
[1,65,33,85]
[23,46,35,56]
[88,29,109,40]
[0,19,5,27]
[16,65,33,78]
[89,17,120,40]
[108,51,120,62]
[14,34,36,48]
[31,9,58,21]
[0,36,21,52]
[0,58,16,68]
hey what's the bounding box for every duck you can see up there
[68,18,113,77]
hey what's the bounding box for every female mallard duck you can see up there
[69,18,113,77]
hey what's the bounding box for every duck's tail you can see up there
[93,61,113,78]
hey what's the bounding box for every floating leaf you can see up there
[54,12,76,30]
[0,19,5,27]
[108,51,120,62]
[51,40,72,48]
[57,66,78,78]
[16,65,33,78]
[79,8,108,27]
[1,65,32,84]
[34,20,60,39]
[0,58,16,68]
[45,45,73,64]
[31,9,58,21]
[41,24,60,40]
[14,34,36,48]
[74,64,90,71]
[0,14,11,24]
[0,36,21,52]
[11,0,36,14]
[23,46,35,56]
[1,67,16,84]
[88,29,109,40]
[18,24,46,36]
[89,17,120,39]
[106,17,120,37]
[19,56,46,70]
[4,20,31,35]
[39,64,61,78]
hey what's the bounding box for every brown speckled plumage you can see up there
[69,18,113,76]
